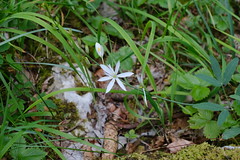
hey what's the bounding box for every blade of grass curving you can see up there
[37,132,66,160]
[194,1,223,57]
[213,0,240,21]
[146,92,165,126]
[0,28,82,46]
[123,97,157,120]
[7,13,90,87]
[0,93,9,150]
[22,12,91,85]
[216,29,240,43]
[102,18,157,91]
[215,38,240,55]
[106,1,210,63]
[224,0,235,50]
[25,87,142,113]
[24,123,114,155]
[0,72,25,120]
[141,21,156,78]
[24,112,54,118]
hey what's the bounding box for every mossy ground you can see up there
[118,142,240,160]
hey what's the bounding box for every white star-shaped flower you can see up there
[98,61,134,93]
[95,42,104,58]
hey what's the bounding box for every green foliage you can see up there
[196,56,239,86]
[124,129,138,139]
[82,33,108,46]
[222,127,240,139]
[170,68,212,101]
[203,121,221,139]
[9,136,47,160]
[106,46,134,70]
[191,86,210,101]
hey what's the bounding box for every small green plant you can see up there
[9,136,47,160]
[185,55,240,139]
[124,129,138,139]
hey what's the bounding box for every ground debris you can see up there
[102,121,119,160]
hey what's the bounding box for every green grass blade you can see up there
[141,21,156,77]
[37,132,66,160]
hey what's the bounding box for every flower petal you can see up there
[116,78,126,91]
[108,64,115,75]
[100,64,113,76]
[95,42,104,57]
[115,61,120,74]
[117,72,134,78]
[98,76,112,81]
[106,79,115,93]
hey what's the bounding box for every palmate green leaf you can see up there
[222,127,240,139]
[223,57,239,85]
[188,110,213,129]
[177,73,201,90]
[106,46,133,70]
[16,148,46,160]
[10,136,26,159]
[193,102,224,111]
[217,109,230,126]
[203,121,221,139]
[188,114,209,129]
[196,74,222,87]
[191,86,210,101]
[210,55,222,80]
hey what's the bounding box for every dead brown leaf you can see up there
[167,138,193,153]
[150,136,165,149]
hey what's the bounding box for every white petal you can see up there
[143,88,147,106]
[116,78,126,91]
[117,72,134,78]
[100,64,113,75]
[106,79,115,93]
[108,64,115,74]
[95,42,104,57]
[115,61,120,74]
[98,76,112,81]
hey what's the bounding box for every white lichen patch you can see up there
[48,63,107,159]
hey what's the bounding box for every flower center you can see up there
[112,74,117,78]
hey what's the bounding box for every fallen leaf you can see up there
[167,138,193,153]
[151,136,165,149]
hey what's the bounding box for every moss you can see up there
[170,142,240,160]
[118,142,240,160]
[52,98,79,125]
[117,153,149,160]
